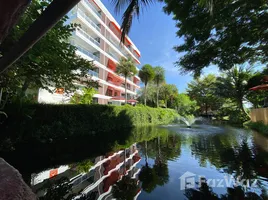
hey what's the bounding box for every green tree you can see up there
[187,74,222,115]
[215,66,253,118]
[139,64,155,106]
[159,84,178,108]
[70,87,97,104]
[137,84,157,107]
[116,57,137,104]
[163,0,268,76]
[153,66,165,107]
[0,0,96,100]
[173,93,198,116]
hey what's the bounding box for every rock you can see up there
[0,158,36,200]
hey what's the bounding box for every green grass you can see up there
[244,121,268,136]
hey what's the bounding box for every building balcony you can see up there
[75,45,100,62]
[76,28,100,47]
[108,51,119,61]
[77,9,101,32]
[82,0,102,18]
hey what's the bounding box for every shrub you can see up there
[1,104,178,144]
[244,121,268,135]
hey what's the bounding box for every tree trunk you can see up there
[145,140,148,167]
[205,103,208,116]
[20,79,30,98]
[125,77,127,104]
[239,99,250,118]
[0,88,9,110]
[144,83,147,106]
[156,135,161,165]
[156,84,159,108]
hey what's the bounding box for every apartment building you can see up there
[38,0,141,104]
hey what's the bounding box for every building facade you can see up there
[38,0,141,104]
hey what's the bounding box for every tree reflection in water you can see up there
[185,178,268,200]
[112,175,140,200]
[137,126,268,199]
[4,125,268,199]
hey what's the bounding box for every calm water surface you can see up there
[4,125,268,199]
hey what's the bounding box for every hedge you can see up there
[1,104,178,144]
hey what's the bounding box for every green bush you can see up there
[1,104,178,144]
[244,121,268,135]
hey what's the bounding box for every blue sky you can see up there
[101,0,219,92]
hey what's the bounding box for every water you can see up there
[1,125,268,200]
[178,116,205,127]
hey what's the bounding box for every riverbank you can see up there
[0,104,178,151]
[244,121,268,136]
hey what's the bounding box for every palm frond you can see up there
[120,0,138,43]
[112,0,154,43]
[111,0,130,14]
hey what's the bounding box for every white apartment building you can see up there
[38,0,141,104]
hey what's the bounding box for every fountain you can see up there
[162,116,224,135]
[178,116,203,128]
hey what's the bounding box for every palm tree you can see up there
[111,0,214,42]
[116,57,137,104]
[153,66,165,107]
[138,64,155,106]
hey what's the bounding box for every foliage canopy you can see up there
[163,0,268,76]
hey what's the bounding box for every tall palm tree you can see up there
[111,0,214,42]
[116,57,137,104]
[153,66,165,107]
[138,64,155,106]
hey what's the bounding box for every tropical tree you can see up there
[116,57,137,104]
[110,0,217,43]
[159,84,178,108]
[139,64,155,106]
[70,88,97,104]
[215,65,253,118]
[153,66,165,107]
[0,0,96,100]
[173,93,198,116]
[187,74,222,115]
[163,0,268,76]
[137,84,157,107]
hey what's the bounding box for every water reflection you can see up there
[2,125,268,199]
[31,144,141,199]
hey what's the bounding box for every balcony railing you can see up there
[108,51,118,61]
[77,9,101,32]
[82,0,102,18]
[108,37,129,57]
[88,69,99,77]
[76,28,100,47]
[75,45,100,62]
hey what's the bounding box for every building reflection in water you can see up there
[31,144,141,200]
